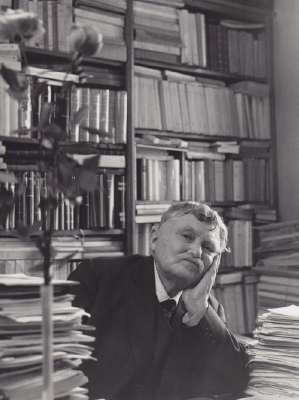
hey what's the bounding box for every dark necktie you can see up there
[160,299,177,320]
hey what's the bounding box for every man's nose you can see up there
[189,240,202,258]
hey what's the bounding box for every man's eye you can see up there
[182,233,192,240]
[204,246,215,254]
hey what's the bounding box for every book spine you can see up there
[56,0,66,52]
[114,174,126,229]
[26,170,35,227]
[108,90,116,143]
[99,89,110,140]
[69,86,81,142]
[79,87,90,142]
[115,90,127,144]
[105,172,115,229]
[88,88,100,143]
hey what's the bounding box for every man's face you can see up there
[150,214,221,295]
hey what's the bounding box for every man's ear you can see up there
[149,225,158,251]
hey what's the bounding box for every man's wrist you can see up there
[182,304,209,327]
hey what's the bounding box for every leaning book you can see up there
[0,274,95,400]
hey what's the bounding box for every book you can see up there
[134,40,180,55]
[72,154,126,169]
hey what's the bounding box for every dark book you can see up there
[135,49,180,64]
[34,171,41,223]
[114,174,126,229]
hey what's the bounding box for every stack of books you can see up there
[73,0,127,62]
[133,1,183,65]
[0,273,95,400]
[244,305,299,398]
[254,220,299,313]
[0,237,125,279]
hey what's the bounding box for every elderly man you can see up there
[69,202,249,400]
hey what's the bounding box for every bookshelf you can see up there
[127,0,276,334]
[0,1,130,277]
[0,0,276,333]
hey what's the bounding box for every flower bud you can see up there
[69,25,103,57]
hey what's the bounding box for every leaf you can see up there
[57,161,75,190]
[12,126,31,136]
[0,204,13,227]
[41,138,53,149]
[37,161,50,173]
[78,169,98,192]
[16,222,30,239]
[0,171,18,184]
[0,186,14,206]
[28,220,42,235]
[1,64,20,91]
[82,126,113,139]
[73,105,89,125]
[39,102,53,128]
[55,252,79,269]
[82,154,99,172]
[15,181,26,196]
[60,81,73,99]
[27,259,53,273]
[31,80,47,109]
[39,197,58,212]
[42,123,68,141]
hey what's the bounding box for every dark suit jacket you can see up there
[69,254,249,400]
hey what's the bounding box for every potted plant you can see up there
[0,8,106,399]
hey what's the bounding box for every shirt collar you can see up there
[154,261,182,305]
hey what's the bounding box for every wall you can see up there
[273,1,299,220]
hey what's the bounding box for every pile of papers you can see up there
[244,305,299,399]
[0,274,95,400]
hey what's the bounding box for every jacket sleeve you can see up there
[68,258,101,315]
[184,295,249,397]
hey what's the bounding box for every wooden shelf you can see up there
[134,58,268,85]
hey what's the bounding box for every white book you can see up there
[74,8,125,27]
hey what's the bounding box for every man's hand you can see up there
[181,254,221,319]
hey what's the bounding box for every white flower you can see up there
[0,8,45,43]
[68,25,103,57]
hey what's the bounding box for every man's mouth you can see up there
[182,258,204,269]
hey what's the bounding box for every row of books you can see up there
[212,270,259,335]
[134,67,271,139]
[69,86,127,144]
[0,273,95,400]
[133,1,183,64]
[253,220,299,313]
[136,154,269,204]
[221,219,253,268]
[3,170,126,231]
[0,237,125,279]
[206,20,266,78]
[135,202,276,224]
[133,1,266,78]
[20,73,127,144]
